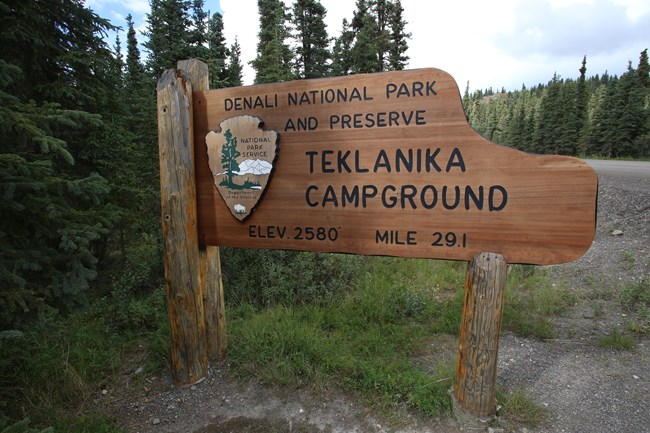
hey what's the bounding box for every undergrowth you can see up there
[1,253,567,430]
[0,238,165,432]
[0,310,133,432]
[227,257,562,418]
[228,257,462,416]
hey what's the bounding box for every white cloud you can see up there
[397,0,649,90]
[612,0,650,21]
[495,0,649,57]
[110,10,125,22]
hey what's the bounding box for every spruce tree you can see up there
[331,19,355,76]
[557,81,578,155]
[637,48,649,88]
[125,14,146,94]
[252,0,293,83]
[610,63,646,157]
[292,0,331,79]
[387,0,410,70]
[576,56,589,155]
[207,12,229,88]
[123,13,159,214]
[0,0,120,326]
[584,67,648,157]
[189,0,209,59]
[350,0,381,73]
[506,94,527,150]
[587,82,613,156]
[346,0,410,73]
[374,0,391,70]
[534,74,564,154]
[115,35,124,77]
[144,0,194,77]
[635,49,650,156]
[226,38,244,87]
[523,95,539,151]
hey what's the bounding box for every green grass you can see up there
[2,256,573,429]
[620,279,650,335]
[620,279,650,307]
[51,415,124,433]
[597,329,635,350]
[622,251,636,269]
[0,418,54,433]
[503,266,575,339]
[4,318,121,411]
[228,257,462,416]
[498,388,550,428]
[0,288,167,432]
[227,258,568,418]
[0,416,124,433]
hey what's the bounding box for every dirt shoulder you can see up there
[106,168,649,433]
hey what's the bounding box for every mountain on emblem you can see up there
[206,115,279,222]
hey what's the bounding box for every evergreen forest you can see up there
[0,0,648,430]
[464,53,650,158]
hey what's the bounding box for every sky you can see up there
[87,0,649,92]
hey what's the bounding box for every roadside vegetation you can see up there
[620,279,650,335]
[227,257,574,418]
[2,253,574,432]
[498,388,550,429]
[1,0,647,432]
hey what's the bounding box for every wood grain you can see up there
[193,69,597,265]
[453,252,507,422]
[178,59,228,361]
[157,68,208,385]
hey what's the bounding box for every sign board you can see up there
[192,68,597,265]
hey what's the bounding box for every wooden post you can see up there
[157,67,208,385]
[200,246,227,359]
[453,252,508,427]
[177,59,228,360]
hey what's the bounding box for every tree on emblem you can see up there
[220,129,240,188]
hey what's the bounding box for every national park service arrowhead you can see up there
[206,115,278,222]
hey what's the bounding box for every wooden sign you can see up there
[193,68,597,265]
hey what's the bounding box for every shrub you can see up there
[100,235,165,332]
[0,418,53,433]
[221,249,362,307]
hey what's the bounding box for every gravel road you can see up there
[110,160,649,433]
[584,159,650,181]
[525,159,649,433]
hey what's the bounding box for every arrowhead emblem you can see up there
[205,115,278,222]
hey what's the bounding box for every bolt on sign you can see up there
[192,69,598,265]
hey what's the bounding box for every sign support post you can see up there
[157,59,227,386]
[452,252,508,426]
[177,59,228,361]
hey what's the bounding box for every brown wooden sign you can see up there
[193,68,597,265]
